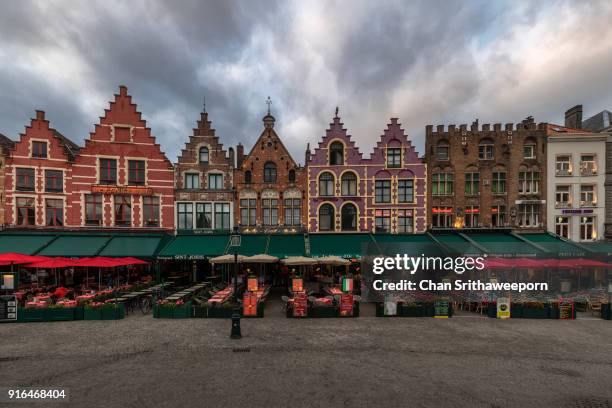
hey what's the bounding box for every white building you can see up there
[547,125,607,242]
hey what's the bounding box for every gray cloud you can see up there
[1,0,612,163]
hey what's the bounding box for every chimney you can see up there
[565,105,583,129]
[305,143,311,164]
[236,143,244,168]
[35,110,45,121]
[228,147,235,168]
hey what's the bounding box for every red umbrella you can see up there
[0,252,49,264]
[483,257,513,268]
[557,258,611,268]
[119,257,149,265]
[25,257,78,269]
[75,257,127,268]
[510,258,546,268]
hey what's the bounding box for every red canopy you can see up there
[510,258,546,268]
[120,257,149,265]
[75,257,127,268]
[0,253,49,264]
[25,257,78,269]
[483,257,514,268]
[557,258,611,268]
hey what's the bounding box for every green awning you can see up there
[431,233,484,256]
[467,233,540,257]
[0,234,56,255]
[158,234,230,260]
[99,235,165,258]
[236,234,268,256]
[370,234,441,255]
[518,233,587,258]
[38,235,111,257]
[579,241,612,257]
[308,233,373,258]
[267,234,305,258]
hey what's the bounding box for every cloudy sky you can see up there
[1,0,612,163]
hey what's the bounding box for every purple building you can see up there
[306,112,427,233]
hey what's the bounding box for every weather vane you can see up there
[266,96,272,115]
[203,95,206,113]
[335,106,339,118]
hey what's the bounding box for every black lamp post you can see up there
[230,227,242,339]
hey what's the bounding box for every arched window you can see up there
[263,162,277,183]
[341,203,357,231]
[199,147,209,164]
[341,172,357,196]
[319,172,335,196]
[288,169,296,183]
[244,170,252,184]
[329,141,344,165]
[319,204,335,231]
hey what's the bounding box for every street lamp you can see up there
[230,227,242,339]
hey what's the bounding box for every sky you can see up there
[1,0,612,164]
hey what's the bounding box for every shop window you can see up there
[580,216,596,241]
[556,216,569,239]
[465,206,479,227]
[491,205,506,227]
[432,206,453,228]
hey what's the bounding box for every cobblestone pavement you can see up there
[1,302,611,408]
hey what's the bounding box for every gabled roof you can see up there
[0,133,15,155]
[582,110,612,133]
[546,124,593,135]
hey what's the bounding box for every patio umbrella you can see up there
[0,253,50,289]
[210,254,245,264]
[119,257,149,265]
[557,258,611,268]
[280,256,319,266]
[243,254,278,263]
[25,257,77,269]
[316,256,351,266]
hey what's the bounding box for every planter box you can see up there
[84,304,125,320]
[511,304,523,318]
[601,303,611,320]
[17,307,83,322]
[487,304,497,318]
[308,306,338,318]
[522,306,549,319]
[153,302,192,319]
[17,307,47,322]
[398,303,435,317]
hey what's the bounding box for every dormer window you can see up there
[32,141,47,158]
[199,147,209,164]
[329,142,344,165]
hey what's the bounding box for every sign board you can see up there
[247,277,258,292]
[342,277,353,293]
[339,294,354,317]
[91,185,153,196]
[0,295,17,322]
[1,273,15,290]
[497,297,511,319]
[293,293,307,317]
[384,294,396,316]
[434,298,450,318]
[292,278,303,293]
[559,300,575,320]
[242,292,258,317]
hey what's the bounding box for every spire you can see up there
[263,96,275,129]
[266,96,272,115]
[335,106,339,119]
[203,95,206,113]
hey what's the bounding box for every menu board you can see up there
[559,300,574,320]
[242,292,258,317]
[339,294,354,316]
[293,293,307,317]
[497,297,511,319]
[1,273,15,290]
[0,295,17,322]
[247,277,258,292]
[292,278,303,293]
[434,298,450,318]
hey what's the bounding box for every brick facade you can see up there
[234,112,306,232]
[0,134,15,226]
[174,110,234,231]
[424,117,548,231]
[307,113,426,233]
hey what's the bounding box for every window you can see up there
[240,199,256,226]
[435,144,449,161]
[16,197,35,226]
[555,185,571,208]
[199,147,209,164]
[214,203,230,231]
[465,206,479,227]
[432,207,453,228]
[341,204,357,231]
[262,199,278,225]
[329,142,344,165]
[184,173,199,189]
[375,180,391,203]
[492,172,506,194]
[264,162,277,183]
[143,196,159,227]
[580,216,596,241]
[580,155,596,176]
[518,203,539,227]
[128,160,145,185]
[45,170,63,192]
[491,205,506,227]
[556,155,572,176]
[16,168,35,191]
[465,173,479,195]
[341,172,357,196]
[387,148,401,168]
[478,144,493,160]
[284,199,301,226]
[177,203,193,229]
[196,203,212,229]
[398,179,414,203]
[85,194,103,226]
[580,185,595,206]
[114,195,131,227]
[99,159,117,185]
[319,204,335,231]
[319,172,335,196]
[244,171,252,184]
[523,144,535,159]
[518,171,539,194]
[208,174,223,190]
[45,199,63,227]
[288,169,296,183]
[432,173,453,195]
[397,209,414,233]
[375,209,391,233]
[32,141,47,158]
[555,216,569,239]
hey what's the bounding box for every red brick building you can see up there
[234,109,306,232]
[0,133,16,226]
[174,109,235,231]
[4,111,79,228]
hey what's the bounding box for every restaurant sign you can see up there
[91,185,153,196]
[0,295,17,322]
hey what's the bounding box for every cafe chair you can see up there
[281,296,289,303]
